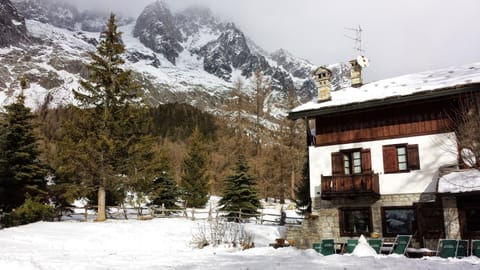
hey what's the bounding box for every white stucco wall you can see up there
[309,132,458,198]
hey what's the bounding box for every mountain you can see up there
[1,0,332,123]
[0,0,29,47]
[133,1,183,65]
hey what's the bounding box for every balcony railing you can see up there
[321,173,380,200]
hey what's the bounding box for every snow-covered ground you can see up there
[1,217,479,270]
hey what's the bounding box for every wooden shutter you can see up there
[407,144,420,170]
[331,152,344,175]
[361,148,372,173]
[383,145,398,173]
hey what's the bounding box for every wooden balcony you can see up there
[321,173,380,200]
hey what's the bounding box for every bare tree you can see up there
[452,92,480,168]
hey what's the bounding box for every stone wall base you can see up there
[286,193,437,249]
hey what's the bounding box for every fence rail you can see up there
[58,205,304,226]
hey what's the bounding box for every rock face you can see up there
[0,0,29,47]
[133,0,183,65]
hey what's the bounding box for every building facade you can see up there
[287,61,480,249]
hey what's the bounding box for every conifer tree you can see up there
[70,13,141,221]
[149,170,180,212]
[218,155,261,221]
[180,127,210,208]
[0,92,48,212]
[295,152,312,215]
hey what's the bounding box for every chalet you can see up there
[287,59,480,249]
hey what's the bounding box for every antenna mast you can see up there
[344,25,364,54]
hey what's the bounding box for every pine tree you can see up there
[180,127,210,208]
[218,155,261,222]
[0,92,48,212]
[150,172,180,212]
[70,13,141,221]
[295,152,312,215]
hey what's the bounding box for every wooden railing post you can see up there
[208,205,212,221]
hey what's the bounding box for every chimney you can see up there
[349,59,363,88]
[313,66,332,102]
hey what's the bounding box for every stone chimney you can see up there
[350,55,369,88]
[349,59,363,88]
[313,66,332,102]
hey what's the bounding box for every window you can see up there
[343,150,361,175]
[383,144,420,173]
[332,148,371,176]
[397,146,407,171]
[458,197,480,238]
[381,207,416,237]
[339,207,372,236]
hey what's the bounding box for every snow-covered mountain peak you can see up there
[133,0,183,65]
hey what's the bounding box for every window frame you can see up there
[383,144,420,174]
[339,207,373,237]
[381,206,416,237]
[341,149,362,175]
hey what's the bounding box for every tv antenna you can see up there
[345,25,364,54]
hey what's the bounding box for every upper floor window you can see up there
[343,150,361,174]
[332,148,371,176]
[383,144,420,173]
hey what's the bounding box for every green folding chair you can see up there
[472,240,480,258]
[345,239,359,254]
[313,239,335,255]
[391,235,411,255]
[437,239,458,258]
[368,238,384,254]
[312,242,322,253]
[456,240,468,258]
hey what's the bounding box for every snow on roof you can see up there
[438,169,480,193]
[292,62,480,114]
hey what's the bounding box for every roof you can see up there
[289,62,480,119]
[438,169,480,194]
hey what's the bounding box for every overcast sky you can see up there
[64,0,480,82]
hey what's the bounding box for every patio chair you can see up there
[368,238,384,254]
[437,239,458,259]
[472,240,480,258]
[456,240,468,258]
[345,239,359,254]
[313,239,335,255]
[390,235,412,255]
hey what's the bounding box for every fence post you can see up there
[208,205,212,222]
[191,208,195,221]
[84,207,88,221]
[260,208,263,224]
[239,208,242,223]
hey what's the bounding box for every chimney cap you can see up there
[313,66,332,76]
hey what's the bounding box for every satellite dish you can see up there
[356,55,369,68]
[461,148,477,167]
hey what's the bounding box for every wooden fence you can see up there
[58,205,304,225]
